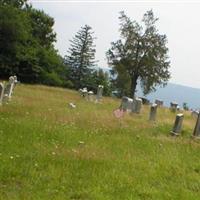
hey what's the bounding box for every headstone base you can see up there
[170,131,180,136]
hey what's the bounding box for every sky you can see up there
[29,0,200,88]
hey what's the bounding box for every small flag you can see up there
[113,108,124,118]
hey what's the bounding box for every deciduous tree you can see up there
[107,10,170,98]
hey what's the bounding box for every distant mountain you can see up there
[99,67,200,109]
[136,83,200,109]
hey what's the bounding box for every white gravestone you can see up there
[3,76,15,102]
[82,88,88,99]
[87,91,94,102]
[149,103,158,121]
[13,75,18,89]
[0,83,5,105]
[193,112,200,138]
[96,85,104,102]
[171,113,184,136]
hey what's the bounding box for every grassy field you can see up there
[0,84,200,200]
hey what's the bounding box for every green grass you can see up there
[0,84,200,199]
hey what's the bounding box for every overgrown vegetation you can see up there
[0,0,68,86]
[0,84,200,199]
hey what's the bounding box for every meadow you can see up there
[0,84,200,200]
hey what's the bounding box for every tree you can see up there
[65,25,96,89]
[91,69,111,96]
[107,10,170,98]
[0,1,68,86]
[26,6,56,48]
[0,0,28,8]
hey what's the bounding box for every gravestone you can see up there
[13,75,18,88]
[149,103,158,121]
[170,102,178,112]
[81,88,88,98]
[3,76,15,102]
[120,96,133,112]
[191,110,199,118]
[171,113,184,136]
[96,85,104,102]
[155,99,163,107]
[0,83,5,105]
[192,112,200,138]
[87,91,94,102]
[132,98,142,114]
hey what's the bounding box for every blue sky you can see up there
[30,0,200,88]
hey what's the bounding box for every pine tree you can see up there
[65,25,96,89]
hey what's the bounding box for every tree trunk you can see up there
[131,75,138,99]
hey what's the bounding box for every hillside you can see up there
[1,84,200,200]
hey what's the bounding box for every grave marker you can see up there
[192,112,200,138]
[96,85,104,102]
[155,99,163,107]
[132,98,142,114]
[171,113,184,136]
[0,83,5,105]
[170,102,178,112]
[149,103,158,121]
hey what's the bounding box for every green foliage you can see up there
[0,1,67,86]
[26,7,56,48]
[0,0,28,8]
[91,69,111,96]
[65,25,97,89]
[107,10,171,98]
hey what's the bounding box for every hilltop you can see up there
[0,84,200,200]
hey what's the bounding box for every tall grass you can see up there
[0,84,200,200]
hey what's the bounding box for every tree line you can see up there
[0,0,170,98]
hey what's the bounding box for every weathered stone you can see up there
[193,112,200,138]
[81,88,88,98]
[155,99,163,107]
[96,85,104,102]
[13,75,18,89]
[120,96,133,112]
[191,110,199,118]
[149,103,158,121]
[3,76,15,102]
[132,98,142,114]
[170,102,178,112]
[87,91,94,101]
[171,113,184,136]
[0,83,5,105]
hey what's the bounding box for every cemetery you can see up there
[1,82,200,199]
[1,1,200,199]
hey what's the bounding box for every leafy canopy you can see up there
[107,10,171,97]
